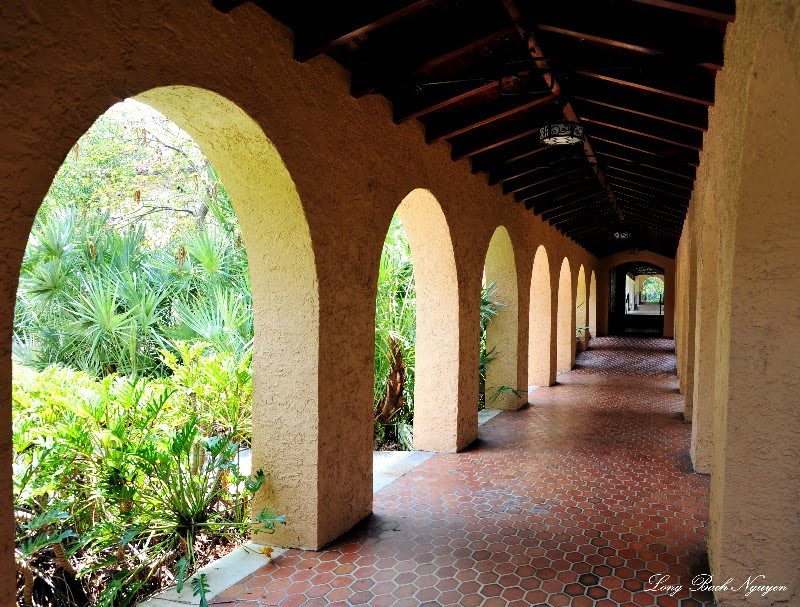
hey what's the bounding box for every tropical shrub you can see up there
[373,216,507,447]
[13,364,281,607]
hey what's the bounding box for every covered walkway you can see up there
[218,338,711,607]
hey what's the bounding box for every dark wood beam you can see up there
[576,67,714,106]
[293,1,433,62]
[587,128,700,167]
[565,224,608,239]
[631,0,735,22]
[486,147,568,183]
[411,27,518,76]
[473,134,565,174]
[612,184,689,209]
[535,13,723,70]
[427,93,558,143]
[515,177,597,203]
[620,213,683,236]
[541,196,607,221]
[569,82,708,131]
[393,81,498,123]
[607,174,691,201]
[530,190,607,214]
[605,164,694,192]
[502,0,624,222]
[538,38,717,105]
[617,198,688,220]
[574,101,704,150]
[501,166,586,193]
[451,118,544,161]
[350,8,512,97]
[595,150,696,181]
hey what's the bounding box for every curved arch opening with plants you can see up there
[13,100,283,607]
[372,216,507,450]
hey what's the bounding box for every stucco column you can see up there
[682,234,697,421]
[484,227,523,410]
[707,20,800,605]
[690,198,717,474]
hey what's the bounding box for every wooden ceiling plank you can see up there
[631,0,735,22]
[502,0,624,222]
[587,123,701,165]
[294,0,434,61]
[576,69,714,106]
[451,122,543,161]
[594,149,696,180]
[529,190,607,213]
[605,164,694,192]
[579,115,702,151]
[500,166,586,192]
[393,81,498,123]
[427,93,558,143]
[608,174,690,200]
[536,18,722,69]
[515,175,596,202]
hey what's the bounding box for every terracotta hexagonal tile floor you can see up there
[216,337,712,606]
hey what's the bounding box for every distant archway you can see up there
[482,226,520,409]
[528,245,553,387]
[556,258,573,372]
[394,189,460,451]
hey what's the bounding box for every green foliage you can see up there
[373,217,507,446]
[373,216,416,450]
[13,365,282,607]
[479,280,506,411]
[12,100,274,606]
[641,276,664,302]
[14,104,252,378]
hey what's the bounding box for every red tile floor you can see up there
[216,337,712,607]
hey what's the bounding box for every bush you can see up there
[13,363,281,607]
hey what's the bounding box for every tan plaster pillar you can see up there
[528,245,555,387]
[484,227,523,410]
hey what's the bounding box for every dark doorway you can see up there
[609,262,665,336]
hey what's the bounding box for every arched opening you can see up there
[528,245,553,388]
[608,261,665,335]
[481,226,520,410]
[589,270,597,341]
[575,265,587,353]
[11,87,320,601]
[390,189,460,452]
[556,257,573,372]
[641,276,664,302]
[373,215,415,452]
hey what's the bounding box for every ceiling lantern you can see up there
[539,121,584,145]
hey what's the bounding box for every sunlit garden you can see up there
[13,101,506,605]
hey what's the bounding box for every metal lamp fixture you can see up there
[539,121,584,145]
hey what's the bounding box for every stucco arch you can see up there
[556,257,573,372]
[528,245,553,388]
[482,226,521,410]
[589,271,597,339]
[576,265,587,342]
[20,86,322,549]
[394,189,460,451]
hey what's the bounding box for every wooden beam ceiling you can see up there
[217,0,732,258]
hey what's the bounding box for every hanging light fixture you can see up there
[539,121,584,145]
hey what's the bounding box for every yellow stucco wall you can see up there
[676,2,800,604]
[484,226,524,410]
[0,0,599,595]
